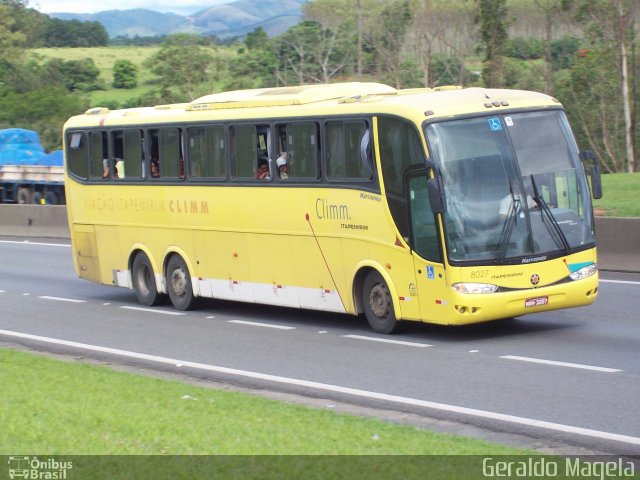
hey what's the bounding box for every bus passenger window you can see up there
[277,123,319,180]
[230,124,270,181]
[188,126,226,179]
[66,132,88,179]
[112,130,143,179]
[89,131,108,179]
[149,128,182,179]
[256,125,271,180]
[326,121,372,181]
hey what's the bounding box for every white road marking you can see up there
[120,306,186,316]
[22,293,29,296]
[500,355,622,373]
[0,328,639,447]
[599,279,640,286]
[343,334,432,348]
[0,240,70,247]
[228,320,295,330]
[39,296,86,303]
[0,290,5,293]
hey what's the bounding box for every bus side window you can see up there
[188,126,226,179]
[148,129,160,178]
[281,123,319,180]
[149,128,182,179]
[256,125,271,180]
[112,130,143,179]
[230,125,258,180]
[66,131,88,179]
[89,131,108,180]
[326,121,372,181]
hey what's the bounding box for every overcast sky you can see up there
[30,0,232,15]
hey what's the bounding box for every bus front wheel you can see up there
[362,271,401,334]
[132,252,165,306]
[166,255,197,311]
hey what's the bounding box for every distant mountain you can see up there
[48,0,307,38]
[51,9,189,38]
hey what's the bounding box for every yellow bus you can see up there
[63,82,602,333]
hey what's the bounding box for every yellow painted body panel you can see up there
[65,182,411,315]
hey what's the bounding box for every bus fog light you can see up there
[569,264,597,281]
[452,283,498,294]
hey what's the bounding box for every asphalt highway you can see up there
[1,237,639,455]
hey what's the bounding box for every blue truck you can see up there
[0,128,65,204]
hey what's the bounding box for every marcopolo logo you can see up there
[8,456,73,479]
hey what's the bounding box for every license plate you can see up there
[525,296,548,308]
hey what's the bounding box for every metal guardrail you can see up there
[0,205,637,272]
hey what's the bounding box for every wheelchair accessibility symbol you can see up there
[488,118,502,131]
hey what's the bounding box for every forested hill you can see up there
[49,0,307,38]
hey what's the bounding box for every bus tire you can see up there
[362,270,400,334]
[132,252,165,306]
[17,187,32,204]
[45,191,58,205]
[32,191,44,205]
[166,255,197,311]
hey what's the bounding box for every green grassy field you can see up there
[0,348,534,459]
[31,46,160,86]
[30,46,161,106]
[593,173,640,217]
[29,45,237,107]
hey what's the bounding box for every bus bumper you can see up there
[444,273,599,325]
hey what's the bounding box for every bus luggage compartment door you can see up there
[72,224,102,283]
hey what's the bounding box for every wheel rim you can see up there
[170,267,188,298]
[369,283,390,318]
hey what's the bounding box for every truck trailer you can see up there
[0,128,65,204]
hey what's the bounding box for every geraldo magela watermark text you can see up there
[483,457,636,479]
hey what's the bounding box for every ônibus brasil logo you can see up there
[7,456,73,479]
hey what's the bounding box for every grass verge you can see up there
[593,173,640,218]
[0,348,533,456]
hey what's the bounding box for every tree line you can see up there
[1,0,108,47]
[0,0,638,173]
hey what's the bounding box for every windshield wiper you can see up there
[497,185,519,262]
[530,175,570,254]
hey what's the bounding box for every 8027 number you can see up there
[470,270,489,279]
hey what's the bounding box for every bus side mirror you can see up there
[580,151,603,199]
[427,177,445,214]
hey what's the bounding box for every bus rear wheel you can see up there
[132,252,165,306]
[166,255,197,311]
[362,271,400,334]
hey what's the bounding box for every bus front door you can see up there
[407,173,449,325]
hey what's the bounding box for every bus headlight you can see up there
[569,263,597,281]
[452,283,499,294]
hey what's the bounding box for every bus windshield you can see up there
[426,110,595,264]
